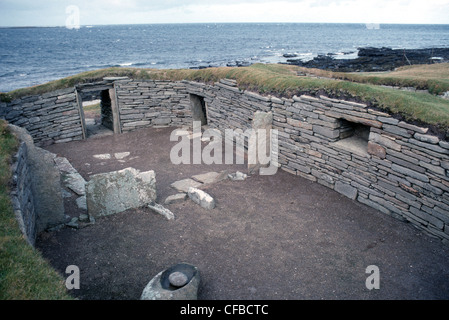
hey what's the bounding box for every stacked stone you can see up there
[201,79,272,149]
[272,94,449,244]
[3,76,449,244]
[115,80,192,132]
[0,88,83,146]
[10,142,36,246]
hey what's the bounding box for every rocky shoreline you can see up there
[284,47,449,72]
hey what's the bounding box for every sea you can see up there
[1,23,448,92]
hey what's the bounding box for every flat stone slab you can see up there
[191,171,228,185]
[148,201,175,220]
[62,172,86,196]
[114,152,130,160]
[54,157,78,174]
[171,178,202,193]
[93,153,111,160]
[86,167,156,217]
[188,187,215,210]
[165,193,187,205]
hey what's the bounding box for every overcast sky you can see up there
[1,0,449,26]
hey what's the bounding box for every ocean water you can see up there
[0,23,448,92]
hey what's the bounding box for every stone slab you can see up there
[171,178,203,193]
[191,171,228,185]
[165,193,188,205]
[148,201,175,220]
[86,167,156,217]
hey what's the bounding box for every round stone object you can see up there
[140,263,201,300]
[169,271,189,287]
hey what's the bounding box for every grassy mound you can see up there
[2,63,449,133]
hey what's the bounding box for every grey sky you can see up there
[0,0,448,26]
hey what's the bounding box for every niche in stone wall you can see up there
[190,94,208,126]
[332,119,370,157]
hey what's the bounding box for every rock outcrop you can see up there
[286,47,449,72]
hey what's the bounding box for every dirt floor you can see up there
[36,125,449,300]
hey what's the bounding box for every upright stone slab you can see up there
[8,124,66,233]
[249,111,273,174]
[86,167,156,217]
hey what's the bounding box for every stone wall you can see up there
[0,88,84,146]
[118,78,449,244]
[8,124,67,246]
[3,77,449,244]
[115,80,192,132]
[272,94,449,244]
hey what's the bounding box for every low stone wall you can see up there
[0,88,84,146]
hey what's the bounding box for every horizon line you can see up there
[1,21,449,28]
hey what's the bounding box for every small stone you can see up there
[66,217,79,229]
[164,193,187,205]
[93,153,111,160]
[79,213,90,222]
[76,196,87,210]
[228,171,247,181]
[114,152,130,160]
[188,187,215,209]
[169,272,189,287]
[147,202,175,220]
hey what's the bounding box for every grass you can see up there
[2,63,449,133]
[0,120,72,300]
[83,102,101,113]
[295,63,449,95]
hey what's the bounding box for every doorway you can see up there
[76,84,120,139]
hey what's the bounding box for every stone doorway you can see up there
[76,82,121,139]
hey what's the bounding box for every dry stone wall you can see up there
[115,80,192,132]
[3,77,449,244]
[116,78,449,244]
[0,88,84,146]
